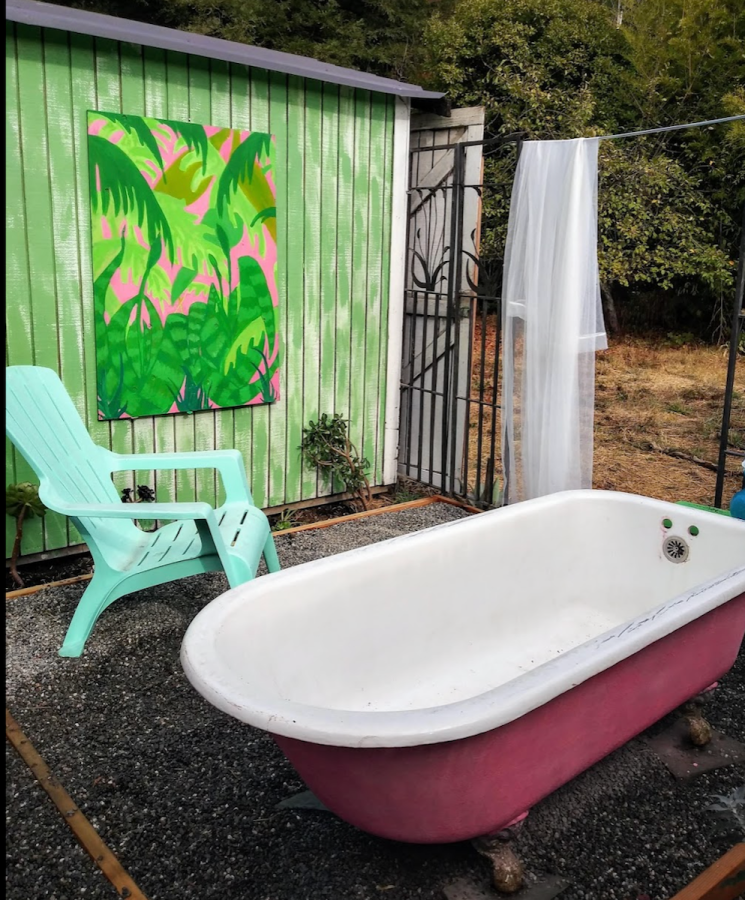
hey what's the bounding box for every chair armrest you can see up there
[55,501,216,522]
[107,449,253,505]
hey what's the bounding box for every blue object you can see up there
[730,461,745,521]
[6,366,280,657]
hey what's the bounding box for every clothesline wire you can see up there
[597,114,745,141]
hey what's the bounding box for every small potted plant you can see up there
[300,414,372,510]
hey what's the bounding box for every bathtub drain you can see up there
[663,535,689,563]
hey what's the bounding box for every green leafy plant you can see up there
[6,483,47,588]
[666,332,697,348]
[121,484,157,531]
[424,0,744,340]
[666,401,693,416]
[393,487,423,504]
[300,414,372,510]
[271,508,297,532]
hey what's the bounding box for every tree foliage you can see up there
[54,0,450,80]
[424,0,632,138]
[52,0,744,337]
[423,0,744,336]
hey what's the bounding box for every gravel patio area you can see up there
[5,501,745,900]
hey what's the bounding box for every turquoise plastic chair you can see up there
[6,366,280,657]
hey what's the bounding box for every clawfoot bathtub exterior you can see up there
[182,491,745,842]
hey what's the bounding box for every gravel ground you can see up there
[5,501,744,900]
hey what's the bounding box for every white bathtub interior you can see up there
[194,493,745,715]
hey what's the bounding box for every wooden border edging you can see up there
[273,495,438,535]
[6,573,94,600]
[272,494,482,536]
[6,495,482,599]
[668,844,745,900]
[6,709,150,900]
[433,495,484,515]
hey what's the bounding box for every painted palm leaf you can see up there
[93,234,126,317]
[154,157,212,205]
[100,112,166,177]
[96,295,135,419]
[155,192,213,274]
[166,305,214,410]
[207,259,278,407]
[215,133,276,241]
[120,296,186,417]
[235,256,277,354]
[157,120,211,173]
[88,135,174,260]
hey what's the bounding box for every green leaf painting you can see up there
[87,111,280,419]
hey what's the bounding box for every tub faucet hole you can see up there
[663,535,689,563]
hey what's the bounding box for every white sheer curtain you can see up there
[501,138,607,503]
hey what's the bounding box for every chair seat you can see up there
[126,503,271,574]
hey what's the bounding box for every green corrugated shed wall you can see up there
[5,21,398,559]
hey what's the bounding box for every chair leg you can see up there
[263,534,281,573]
[58,573,121,658]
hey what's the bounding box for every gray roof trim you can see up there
[6,0,445,99]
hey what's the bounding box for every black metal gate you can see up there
[398,127,522,506]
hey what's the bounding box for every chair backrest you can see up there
[6,366,123,511]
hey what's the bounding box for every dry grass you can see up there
[466,318,744,507]
[593,337,743,505]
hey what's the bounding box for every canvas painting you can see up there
[88,111,279,419]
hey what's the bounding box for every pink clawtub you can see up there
[181,491,745,843]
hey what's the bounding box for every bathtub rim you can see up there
[180,490,745,748]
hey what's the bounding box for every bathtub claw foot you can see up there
[479,843,525,895]
[686,713,713,747]
[472,821,528,895]
[682,699,713,747]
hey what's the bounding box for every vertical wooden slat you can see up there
[42,30,88,548]
[93,36,132,500]
[376,95,395,484]
[334,85,355,441]
[186,54,217,510]
[284,75,306,503]
[5,26,34,367]
[16,25,67,551]
[211,57,239,508]
[383,96,411,485]
[319,82,340,496]
[248,66,271,508]
[119,41,158,501]
[143,45,178,506]
[67,31,101,546]
[69,31,105,449]
[6,23,42,557]
[301,82,323,499]
[5,25,23,557]
[268,71,289,506]
[362,94,387,481]
[164,50,197,504]
[349,90,372,472]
